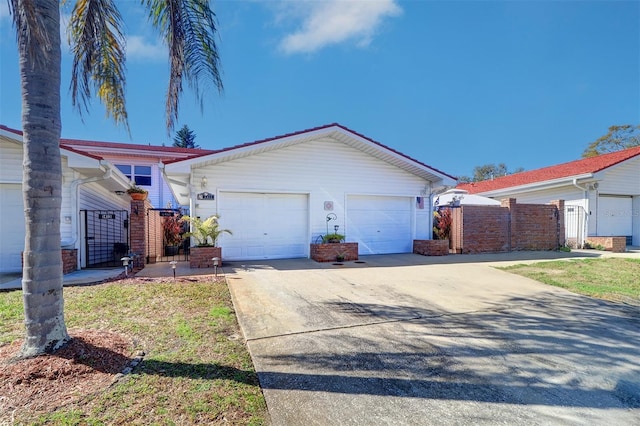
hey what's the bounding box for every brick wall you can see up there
[413,240,449,256]
[61,249,78,274]
[310,243,359,262]
[451,205,510,254]
[190,246,222,268]
[22,249,78,275]
[450,199,564,254]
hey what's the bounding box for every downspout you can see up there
[64,161,114,269]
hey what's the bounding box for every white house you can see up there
[458,146,640,247]
[59,137,215,209]
[162,123,457,260]
[0,125,132,273]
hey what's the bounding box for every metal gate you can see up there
[147,208,189,263]
[565,205,588,248]
[81,210,129,268]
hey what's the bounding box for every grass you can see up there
[1,278,268,425]
[500,257,640,305]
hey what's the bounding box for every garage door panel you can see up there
[598,196,632,236]
[347,195,412,255]
[219,192,308,260]
[0,184,24,272]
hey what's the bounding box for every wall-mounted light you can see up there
[201,176,208,189]
[115,190,125,195]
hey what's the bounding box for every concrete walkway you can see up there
[226,252,640,425]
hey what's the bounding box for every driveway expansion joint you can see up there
[245,306,512,342]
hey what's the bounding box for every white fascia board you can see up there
[478,173,594,197]
[0,129,23,145]
[63,148,103,169]
[164,129,325,171]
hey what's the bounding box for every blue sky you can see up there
[0,0,638,179]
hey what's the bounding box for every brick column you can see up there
[550,200,565,248]
[129,199,150,271]
[501,198,517,251]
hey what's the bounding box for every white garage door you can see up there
[219,192,309,260]
[597,195,632,237]
[0,184,25,273]
[347,195,412,255]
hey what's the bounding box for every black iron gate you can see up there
[147,208,189,263]
[81,209,129,268]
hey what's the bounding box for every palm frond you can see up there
[143,0,223,132]
[8,0,53,63]
[68,0,129,133]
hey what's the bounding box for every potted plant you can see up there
[127,184,148,201]
[162,214,184,256]
[321,233,345,243]
[182,215,232,246]
[182,215,233,268]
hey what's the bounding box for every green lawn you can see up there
[499,257,640,305]
[1,278,268,425]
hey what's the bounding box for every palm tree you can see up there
[8,0,223,358]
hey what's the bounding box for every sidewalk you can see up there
[0,267,125,291]
[0,261,222,291]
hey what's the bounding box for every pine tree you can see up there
[173,125,199,148]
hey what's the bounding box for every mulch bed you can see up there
[0,329,135,420]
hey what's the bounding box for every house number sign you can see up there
[197,192,215,200]
[98,213,116,219]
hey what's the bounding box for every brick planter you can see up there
[310,243,358,262]
[585,236,627,253]
[413,239,449,256]
[189,246,222,268]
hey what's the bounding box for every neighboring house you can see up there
[163,123,457,260]
[60,138,215,209]
[458,146,640,247]
[0,125,132,273]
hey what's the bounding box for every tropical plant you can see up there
[182,215,232,247]
[162,214,184,246]
[7,0,223,358]
[433,208,452,240]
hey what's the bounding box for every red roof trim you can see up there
[0,124,23,136]
[458,145,640,194]
[59,144,104,161]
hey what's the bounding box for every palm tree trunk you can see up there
[18,0,70,357]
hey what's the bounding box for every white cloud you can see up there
[278,0,402,55]
[126,35,166,62]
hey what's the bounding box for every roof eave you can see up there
[477,173,595,197]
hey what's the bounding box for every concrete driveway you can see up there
[226,253,640,425]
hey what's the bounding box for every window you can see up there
[116,164,152,186]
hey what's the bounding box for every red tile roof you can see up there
[458,145,640,194]
[1,124,216,161]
